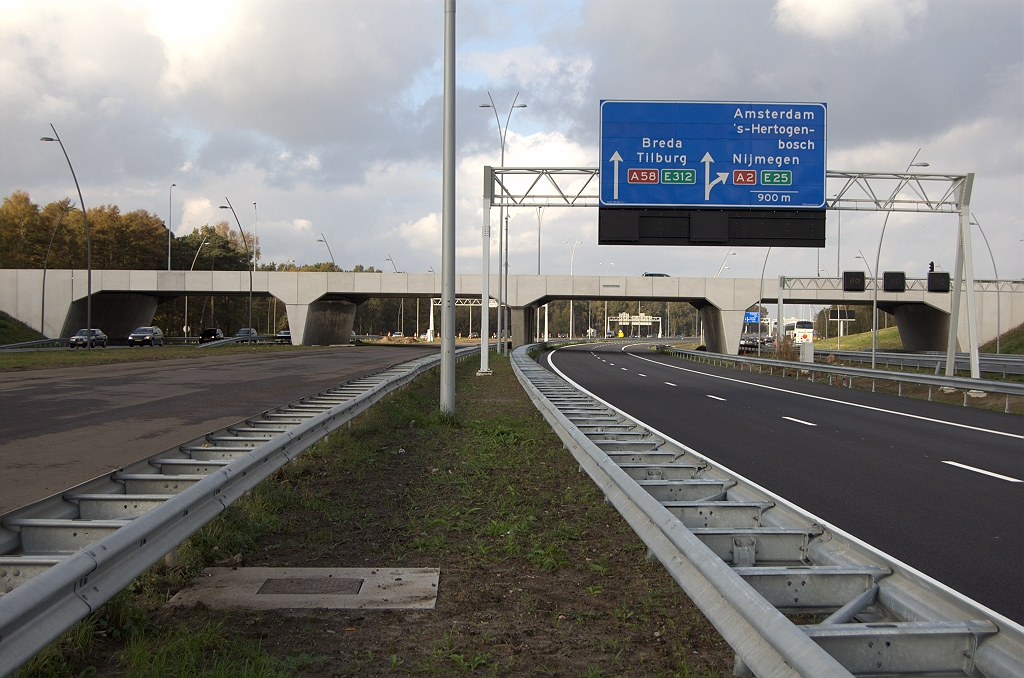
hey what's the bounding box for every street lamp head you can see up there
[911,162,929,167]
[479,104,493,108]
[171,183,176,187]
[514,104,527,108]
[219,205,230,210]
[40,137,55,142]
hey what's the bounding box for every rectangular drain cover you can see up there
[257,577,362,595]
[168,567,439,610]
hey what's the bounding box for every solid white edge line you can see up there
[618,343,1024,441]
[545,343,1024,634]
[664,382,677,387]
[782,416,817,427]
[941,460,1023,483]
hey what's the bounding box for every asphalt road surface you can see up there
[546,342,1024,624]
[0,346,437,514]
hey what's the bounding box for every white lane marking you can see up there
[544,347,1024,634]
[621,367,628,371]
[783,416,817,427]
[706,395,726,401]
[638,373,647,377]
[941,461,1022,483]
[618,345,1024,441]
[665,382,677,387]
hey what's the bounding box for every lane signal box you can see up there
[883,271,906,293]
[843,271,866,292]
[928,272,951,293]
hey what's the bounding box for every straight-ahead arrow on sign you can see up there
[609,151,623,199]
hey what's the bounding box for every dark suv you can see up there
[199,328,224,343]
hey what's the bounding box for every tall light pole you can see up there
[564,238,582,338]
[317,233,336,267]
[480,92,527,353]
[184,236,208,338]
[715,249,735,277]
[41,126,92,347]
[386,254,404,335]
[41,203,74,338]
[871,150,929,369]
[600,261,613,339]
[168,183,176,270]
[440,0,456,413]
[758,247,771,356]
[971,214,1000,353]
[219,199,254,342]
[252,202,258,272]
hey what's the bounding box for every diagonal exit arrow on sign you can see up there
[609,151,623,199]
[702,152,728,200]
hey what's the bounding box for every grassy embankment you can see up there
[19,352,733,678]
[0,310,43,345]
[812,326,903,351]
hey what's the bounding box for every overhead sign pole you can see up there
[478,167,492,375]
[439,0,456,413]
[946,173,979,378]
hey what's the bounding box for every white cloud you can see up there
[464,45,594,106]
[773,0,927,42]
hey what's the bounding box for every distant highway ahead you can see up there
[0,346,436,514]
[546,343,1024,624]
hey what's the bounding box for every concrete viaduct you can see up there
[1,269,1019,354]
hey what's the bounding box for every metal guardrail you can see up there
[511,344,1023,677]
[663,347,1024,412]
[0,338,68,352]
[815,349,1024,378]
[0,345,477,676]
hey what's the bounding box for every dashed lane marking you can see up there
[706,395,726,401]
[941,461,1022,483]
[782,416,817,427]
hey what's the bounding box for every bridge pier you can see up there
[887,303,954,352]
[510,305,537,348]
[285,297,359,346]
[697,304,746,355]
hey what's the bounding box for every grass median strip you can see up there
[20,352,732,678]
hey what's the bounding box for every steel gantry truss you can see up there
[481,167,982,377]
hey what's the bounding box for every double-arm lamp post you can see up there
[219,199,254,343]
[41,125,92,347]
[480,92,526,354]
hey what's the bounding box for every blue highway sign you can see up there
[744,311,760,324]
[600,100,826,208]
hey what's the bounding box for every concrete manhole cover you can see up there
[168,567,439,610]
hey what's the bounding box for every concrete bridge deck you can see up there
[1,269,1019,353]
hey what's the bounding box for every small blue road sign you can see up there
[744,311,760,324]
[600,101,826,208]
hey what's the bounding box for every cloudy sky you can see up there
[2,0,1022,284]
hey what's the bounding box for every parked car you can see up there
[275,330,292,344]
[128,326,164,347]
[199,328,224,343]
[69,329,107,348]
